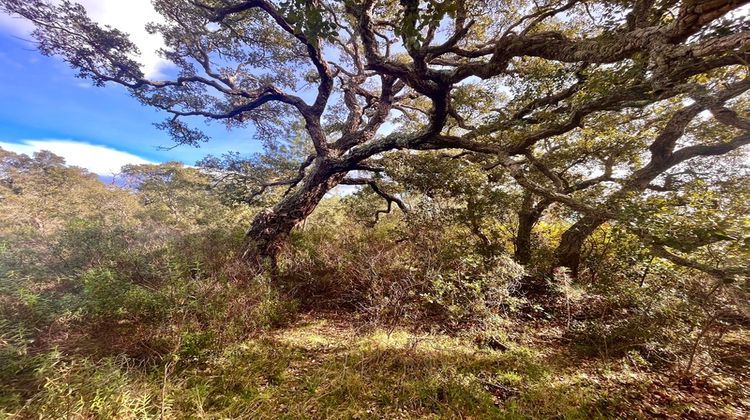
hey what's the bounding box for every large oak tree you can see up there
[3,0,749,278]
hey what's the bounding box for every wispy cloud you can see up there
[0,139,154,175]
[0,0,172,79]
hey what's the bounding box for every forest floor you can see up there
[170,311,749,419]
[4,310,749,418]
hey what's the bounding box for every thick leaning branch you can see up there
[638,233,750,281]
[197,0,334,115]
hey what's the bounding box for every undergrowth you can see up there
[2,319,614,419]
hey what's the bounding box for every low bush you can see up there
[279,221,525,327]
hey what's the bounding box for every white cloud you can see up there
[0,0,172,79]
[0,139,154,175]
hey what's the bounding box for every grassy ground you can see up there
[3,312,749,419]
[150,314,608,419]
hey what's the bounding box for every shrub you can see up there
[421,254,525,325]
[279,221,524,327]
[79,267,168,323]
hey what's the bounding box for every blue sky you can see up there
[0,1,263,175]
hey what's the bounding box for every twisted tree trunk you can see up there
[554,215,607,276]
[243,159,346,263]
[514,193,552,265]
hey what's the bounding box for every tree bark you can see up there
[514,193,551,266]
[243,159,346,263]
[554,215,607,276]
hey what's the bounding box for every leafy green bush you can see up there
[421,255,525,325]
[80,267,168,323]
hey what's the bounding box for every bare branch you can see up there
[341,176,409,221]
